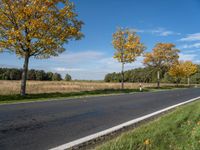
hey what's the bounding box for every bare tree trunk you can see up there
[157,70,160,88]
[187,77,190,86]
[176,78,179,87]
[121,62,125,89]
[20,52,29,96]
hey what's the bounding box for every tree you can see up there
[52,73,62,81]
[190,65,200,84]
[112,28,145,89]
[28,69,36,80]
[169,61,198,86]
[46,72,54,81]
[182,61,197,86]
[0,0,83,95]
[144,43,179,88]
[168,62,185,86]
[9,68,22,80]
[35,70,46,80]
[104,64,200,84]
[65,74,72,81]
[104,73,112,82]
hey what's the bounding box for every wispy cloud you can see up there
[179,33,200,41]
[179,53,198,62]
[54,67,86,72]
[130,28,145,33]
[53,51,104,64]
[49,49,200,80]
[181,43,200,49]
[0,64,20,68]
[51,50,144,80]
[98,56,144,72]
[131,27,180,36]
[181,49,200,54]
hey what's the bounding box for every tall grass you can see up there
[0,80,176,95]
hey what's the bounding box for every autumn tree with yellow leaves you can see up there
[182,61,197,85]
[0,0,83,96]
[169,61,197,86]
[112,28,145,89]
[144,43,179,88]
[168,62,185,86]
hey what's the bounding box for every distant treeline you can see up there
[104,65,200,84]
[0,68,63,81]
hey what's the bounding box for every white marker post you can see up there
[139,83,142,92]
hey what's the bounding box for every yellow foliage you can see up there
[112,28,145,63]
[169,61,197,79]
[143,43,180,69]
[182,61,198,77]
[0,0,83,58]
[169,62,185,79]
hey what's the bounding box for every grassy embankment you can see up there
[0,80,190,104]
[96,100,200,150]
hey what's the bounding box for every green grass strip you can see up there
[0,86,189,104]
[0,89,147,104]
[96,100,200,150]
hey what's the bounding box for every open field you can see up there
[0,80,195,104]
[95,99,200,150]
[0,80,178,95]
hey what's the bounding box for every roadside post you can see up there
[139,83,143,92]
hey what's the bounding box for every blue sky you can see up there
[1,0,200,80]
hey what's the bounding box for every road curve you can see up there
[0,88,200,150]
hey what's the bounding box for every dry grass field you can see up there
[0,80,177,95]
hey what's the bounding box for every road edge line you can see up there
[49,96,200,150]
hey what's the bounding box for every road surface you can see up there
[0,88,200,150]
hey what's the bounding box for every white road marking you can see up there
[49,96,200,150]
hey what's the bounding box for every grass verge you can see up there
[0,88,147,104]
[95,99,200,150]
[0,86,190,104]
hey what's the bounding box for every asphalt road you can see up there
[0,88,200,150]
